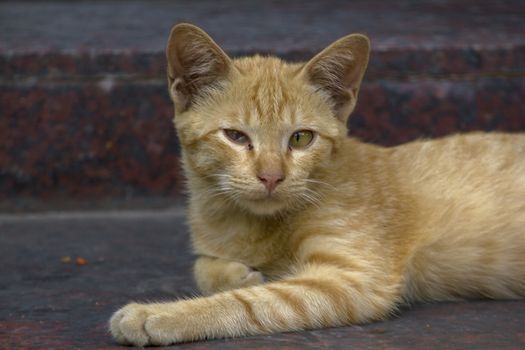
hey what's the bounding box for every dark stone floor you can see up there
[1,210,524,349]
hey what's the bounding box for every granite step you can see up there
[1,0,525,209]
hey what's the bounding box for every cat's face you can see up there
[167,24,369,215]
[176,58,344,215]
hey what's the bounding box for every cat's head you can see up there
[166,23,369,216]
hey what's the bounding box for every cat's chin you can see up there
[241,197,288,216]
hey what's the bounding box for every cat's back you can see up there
[392,132,525,203]
[390,132,525,233]
[389,132,525,300]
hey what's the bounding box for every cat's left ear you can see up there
[302,34,370,122]
[166,23,232,113]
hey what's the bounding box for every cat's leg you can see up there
[194,255,265,295]
[110,264,400,346]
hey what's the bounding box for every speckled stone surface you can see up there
[1,0,525,206]
[0,84,181,201]
[351,78,525,145]
[2,78,524,203]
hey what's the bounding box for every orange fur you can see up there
[110,23,525,346]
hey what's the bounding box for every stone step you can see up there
[1,210,524,348]
[1,0,524,208]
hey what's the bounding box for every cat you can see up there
[109,23,525,346]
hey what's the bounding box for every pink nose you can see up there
[257,173,285,193]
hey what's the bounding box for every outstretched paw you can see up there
[109,303,181,346]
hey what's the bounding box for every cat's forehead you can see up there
[228,56,312,126]
[233,56,300,78]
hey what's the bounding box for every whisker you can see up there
[299,192,320,208]
[200,173,233,181]
[305,187,324,199]
[304,178,337,191]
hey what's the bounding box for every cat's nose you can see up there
[257,173,285,193]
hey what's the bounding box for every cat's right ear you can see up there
[302,34,370,123]
[166,23,232,113]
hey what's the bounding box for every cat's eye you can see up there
[289,130,314,149]
[224,129,251,146]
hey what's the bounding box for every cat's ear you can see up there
[302,34,370,122]
[166,23,232,113]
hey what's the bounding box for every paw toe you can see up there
[109,304,150,346]
[244,271,265,285]
[145,314,178,346]
[119,311,150,346]
[109,310,128,345]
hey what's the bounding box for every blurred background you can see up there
[1,0,525,212]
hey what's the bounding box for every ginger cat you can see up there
[109,23,525,346]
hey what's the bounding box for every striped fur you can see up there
[110,24,525,346]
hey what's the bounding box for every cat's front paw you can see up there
[109,303,181,346]
[225,261,265,289]
[195,257,265,295]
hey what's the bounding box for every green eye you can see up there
[224,129,251,146]
[289,130,314,149]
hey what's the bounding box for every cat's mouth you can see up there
[241,195,287,215]
[213,176,297,215]
[229,187,291,215]
[242,191,282,204]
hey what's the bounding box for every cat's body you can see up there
[192,133,525,301]
[110,24,525,346]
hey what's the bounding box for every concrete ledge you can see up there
[2,1,525,54]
